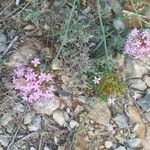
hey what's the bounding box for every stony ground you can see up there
[0,0,150,150]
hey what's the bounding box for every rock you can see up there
[109,0,122,14]
[0,135,10,147]
[0,33,7,53]
[57,145,65,150]
[74,105,84,115]
[144,112,150,122]
[147,88,150,94]
[105,141,113,149]
[53,110,66,126]
[13,103,26,112]
[6,122,16,134]
[30,147,36,150]
[143,75,150,87]
[28,115,41,131]
[113,18,126,30]
[69,120,79,128]
[88,131,96,140]
[64,112,70,121]
[77,95,89,103]
[115,146,126,150]
[24,24,35,30]
[0,113,13,126]
[114,114,128,128]
[44,145,51,150]
[125,58,148,79]
[126,138,141,148]
[129,79,147,91]
[9,29,17,39]
[89,101,111,126]
[24,113,34,124]
[137,94,150,112]
[51,59,62,70]
[33,95,60,115]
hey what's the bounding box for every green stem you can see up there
[51,0,77,65]
[97,0,110,70]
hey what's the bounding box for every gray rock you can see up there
[13,103,26,112]
[53,110,66,126]
[126,138,141,148]
[0,33,7,53]
[6,122,16,134]
[109,0,122,14]
[143,75,150,87]
[33,95,60,115]
[114,114,128,128]
[28,115,41,131]
[129,79,147,91]
[24,113,34,124]
[30,147,36,150]
[9,29,17,39]
[115,146,126,150]
[0,135,10,147]
[113,18,126,30]
[147,88,150,94]
[0,113,13,126]
[144,112,150,122]
[137,94,150,112]
[64,112,70,121]
[78,95,89,103]
[105,141,113,149]
[69,120,79,128]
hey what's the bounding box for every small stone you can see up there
[115,146,126,150]
[0,135,10,147]
[88,131,96,140]
[57,145,65,150]
[64,112,70,121]
[24,24,35,30]
[143,75,150,87]
[74,105,84,115]
[126,138,141,148]
[147,88,150,94]
[33,95,60,115]
[0,33,7,53]
[0,113,13,126]
[24,113,34,124]
[129,79,147,91]
[137,94,150,112]
[113,18,126,30]
[105,141,113,149]
[6,122,16,134]
[30,147,36,150]
[114,114,128,128]
[44,145,51,150]
[77,95,89,103]
[9,29,17,39]
[144,112,150,122]
[109,0,122,14]
[53,110,66,126]
[51,59,62,70]
[28,115,41,131]
[13,103,26,112]
[69,120,79,128]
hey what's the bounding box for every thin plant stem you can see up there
[51,0,77,65]
[97,0,110,69]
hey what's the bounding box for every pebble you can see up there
[51,59,62,70]
[13,103,26,112]
[69,120,79,128]
[137,94,150,112]
[24,24,35,30]
[0,33,7,53]
[44,145,51,150]
[144,112,150,122]
[53,110,66,126]
[64,112,70,121]
[9,29,17,39]
[24,113,34,124]
[0,135,10,147]
[113,18,126,30]
[105,141,113,149]
[129,79,147,91]
[33,95,60,115]
[115,146,126,150]
[126,138,141,148]
[0,113,13,126]
[143,75,150,87]
[74,105,84,115]
[77,95,89,103]
[114,114,128,128]
[6,122,16,134]
[28,115,41,131]
[30,147,36,150]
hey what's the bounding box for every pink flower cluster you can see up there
[13,58,55,103]
[124,28,150,58]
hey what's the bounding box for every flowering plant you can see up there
[124,28,150,58]
[13,58,55,103]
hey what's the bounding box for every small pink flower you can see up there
[132,92,140,100]
[31,58,41,67]
[93,76,101,84]
[108,94,116,105]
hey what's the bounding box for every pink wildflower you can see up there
[31,58,41,67]
[108,94,116,105]
[124,28,150,58]
[93,76,101,84]
[132,92,140,100]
